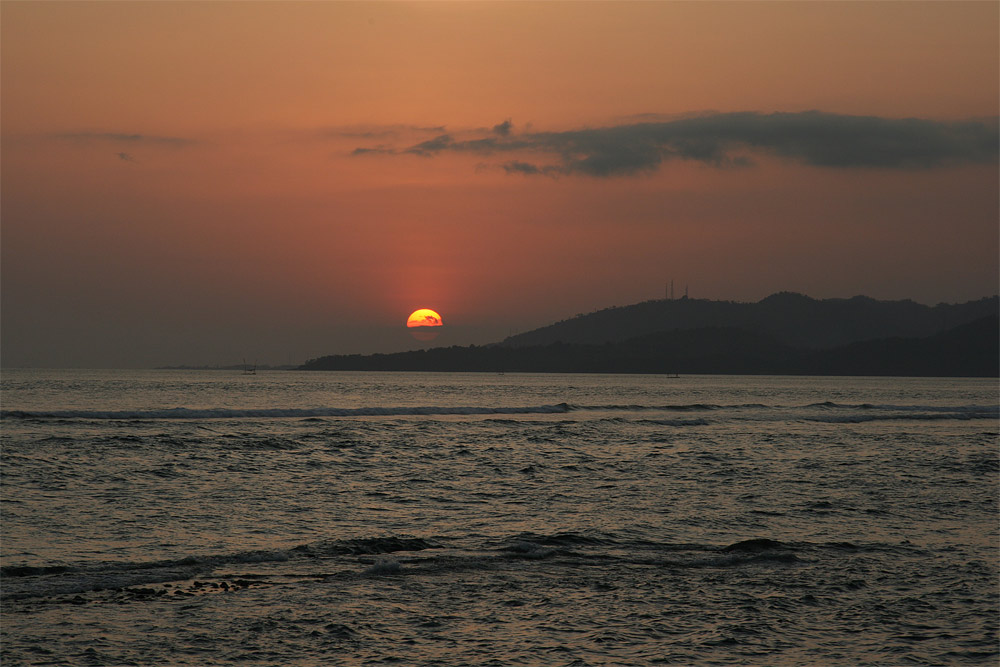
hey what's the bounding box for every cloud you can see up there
[351,146,394,156]
[353,111,999,177]
[493,119,513,136]
[502,160,545,175]
[116,152,135,162]
[403,133,457,156]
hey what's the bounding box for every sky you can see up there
[2,1,998,368]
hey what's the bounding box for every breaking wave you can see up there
[1,532,912,602]
[802,402,998,423]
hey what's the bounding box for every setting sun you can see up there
[406,308,443,328]
[406,308,443,341]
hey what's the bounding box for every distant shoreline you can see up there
[159,293,998,376]
[299,317,999,378]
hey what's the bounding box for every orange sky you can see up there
[2,1,998,367]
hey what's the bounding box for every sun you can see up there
[406,308,443,341]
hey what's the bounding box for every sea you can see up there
[1,369,997,666]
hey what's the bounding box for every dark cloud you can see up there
[354,112,999,177]
[403,133,457,156]
[502,161,544,175]
[493,119,513,136]
[116,152,135,162]
[680,111,998,169]
[351,146,394,155]
[402,133,527,157]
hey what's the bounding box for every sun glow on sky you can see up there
[1,1,996,367]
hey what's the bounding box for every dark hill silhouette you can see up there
[502,293,998,349]
[801,314,999,377]
[300,315,999,377]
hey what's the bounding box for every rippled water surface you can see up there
[2,370,997,665]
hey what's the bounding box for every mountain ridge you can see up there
[300,293,999,376]
[299,316,997,376]
[501,292,998,349]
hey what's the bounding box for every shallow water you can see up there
[2,370,997,665]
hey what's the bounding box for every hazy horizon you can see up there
[3,2,997,368]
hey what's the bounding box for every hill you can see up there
[501,293,998,349]
[300,315,998,377]
[801,315,999,377]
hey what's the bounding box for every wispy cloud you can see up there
[351,146,395,156]
[502,160,551,175]
[352,111,999,177]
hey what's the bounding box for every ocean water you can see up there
[1,369,997,666]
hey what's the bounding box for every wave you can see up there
[3,401,995,422]
[1,536,439,580]
[797,401,998,424]
[1,404,575,421]
[0,536,440,601]
[2,532,917,602]
[638,418,711,427]
[805,411,998,424]
[0,403,721,421]
[574,403,725,411]
[807,401,998,414]
[0,403,725,421]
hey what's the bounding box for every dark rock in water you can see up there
[721,538,786,553]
